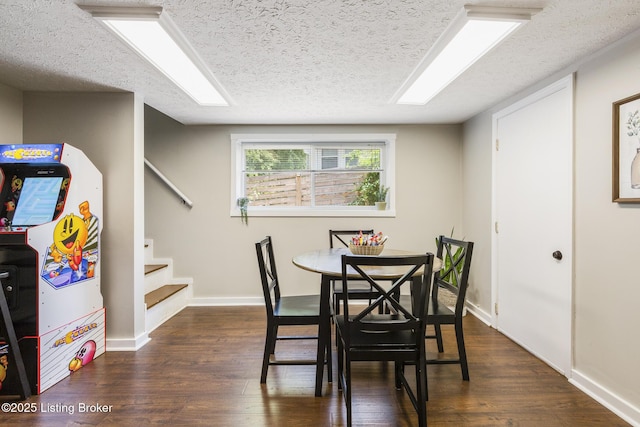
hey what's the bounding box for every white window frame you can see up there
[230,133,396,217]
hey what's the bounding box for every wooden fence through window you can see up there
[246,172,370,206]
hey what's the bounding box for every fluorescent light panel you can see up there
[395,6,540,105]
[82,6,229,106]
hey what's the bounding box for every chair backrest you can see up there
[329,229,374,248]
[340,253,434,341]
[255,236,280,317]
[433,236,474,314]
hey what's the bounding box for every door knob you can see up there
[552,251,563,260]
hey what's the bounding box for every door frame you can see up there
[490,74,574,376]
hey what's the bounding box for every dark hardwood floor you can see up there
[0,306,628,426]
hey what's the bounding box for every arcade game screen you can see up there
[10,177,63,227]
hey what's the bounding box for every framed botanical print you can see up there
[613,92,640,202]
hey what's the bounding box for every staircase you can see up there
[144,239,192,333]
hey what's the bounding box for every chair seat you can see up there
[428,300,455,320]
[399,295,456,319]
[333,281,378,294]
[336,315,418,349]
[274,294,321,318]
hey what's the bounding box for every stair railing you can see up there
[144,158,193,208]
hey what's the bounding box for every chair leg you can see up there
[394,362,402,389]
[326,338,333,381]
[416,358,427,427]
[333,296,340,347]
[260,323,277,383]
[421,339,429,402]
[270,324,279,354]
[337,335,344,390]
[434,323,444,353]
[455,319,470,381]
[345,353,353,427]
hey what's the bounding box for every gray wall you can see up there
[144,109,463,303]
[0,83,22,144]
[460,110,493,315]
[462,30,640,421]
[572,33,640,412]
[22,92,147,349]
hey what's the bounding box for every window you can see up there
[321,149,338,169]
[231,134,396,217]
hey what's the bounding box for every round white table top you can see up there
[292,247,441,279]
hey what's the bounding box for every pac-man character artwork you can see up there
[41,201,99,289]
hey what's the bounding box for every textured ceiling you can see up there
[1,0,640,125]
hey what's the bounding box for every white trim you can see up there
[465,301,492,326]
[231,133,396,143]
[106,333,151,351]
[230,207,396,218]
[230,133,397,217]
[570,370,640,427]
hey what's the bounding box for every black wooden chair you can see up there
[335,253,434,427]
[255,236,332,384]
[426,236,474,380]
[329,229,377,316]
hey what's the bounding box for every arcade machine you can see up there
[0,143,104,397]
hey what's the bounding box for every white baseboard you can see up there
[465,301,492,326]
[570,370,640,427]
[106,332,151,351]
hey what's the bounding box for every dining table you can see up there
[291,247,441,397]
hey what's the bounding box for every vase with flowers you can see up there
[626,110,640,188]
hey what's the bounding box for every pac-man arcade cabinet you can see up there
[0,143,104,396]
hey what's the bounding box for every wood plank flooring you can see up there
[0,306,628,426]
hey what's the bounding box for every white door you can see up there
[493,76,573,375]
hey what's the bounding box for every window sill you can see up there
[230,208,396,218]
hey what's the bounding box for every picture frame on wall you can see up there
[613,92,640,203]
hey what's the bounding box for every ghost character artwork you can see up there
[68,340,96,372]
[42,201,99,289]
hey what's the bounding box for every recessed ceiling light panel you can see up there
[80,5,230,106]
[393,5,541,105]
